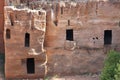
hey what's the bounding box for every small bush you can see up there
[114,60,120,80]
[100,50,120,80]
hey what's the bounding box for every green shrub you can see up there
[100,50,120,80]
[114,60,120,80]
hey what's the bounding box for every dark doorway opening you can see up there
[9,13,14,26]
[25,33,30,47]
[27,58,35,74]
[104,30,112,45]
[6,29,11,39]
[66,29,73,41]
[61,7,63,14]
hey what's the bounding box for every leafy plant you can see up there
[114,60,120,80]
[100,50,120,80]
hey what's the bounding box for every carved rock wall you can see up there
[4,1,120,78]
[45,1,120,76]
[4,6,47,79]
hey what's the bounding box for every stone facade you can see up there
[45,1,120,76]
[4,6,47,79]
[3,0,120,79]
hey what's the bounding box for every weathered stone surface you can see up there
[45,1,120,76]
[4,0,120,79]
[4,6,47,79]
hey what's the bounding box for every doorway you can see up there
[104,30,112,45]
[26,58,35,74]
[66,29,73,41]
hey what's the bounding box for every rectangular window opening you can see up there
[38,11,41,15]
[68,20,70,26]
[26,58,35,74]
[66,29,74,41]
[6,29,11,39]
[25,33,30,47]
[104,30,112,45]
[61,7,63,14]
[9,14,14,26]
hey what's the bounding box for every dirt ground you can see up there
[0,75,99,80]
[48,75,99,80]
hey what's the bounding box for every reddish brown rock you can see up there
[4,6,47,79]
[45,1,120,76]
[0,0,4,53]
[4,0,120,79]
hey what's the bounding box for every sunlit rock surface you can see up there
[4,6,47,79]
[4,0,120,79]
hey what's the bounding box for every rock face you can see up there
[4,0,120,79]
[0,0,4,53]
[45,1,120,76]
[4,6,47,79]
